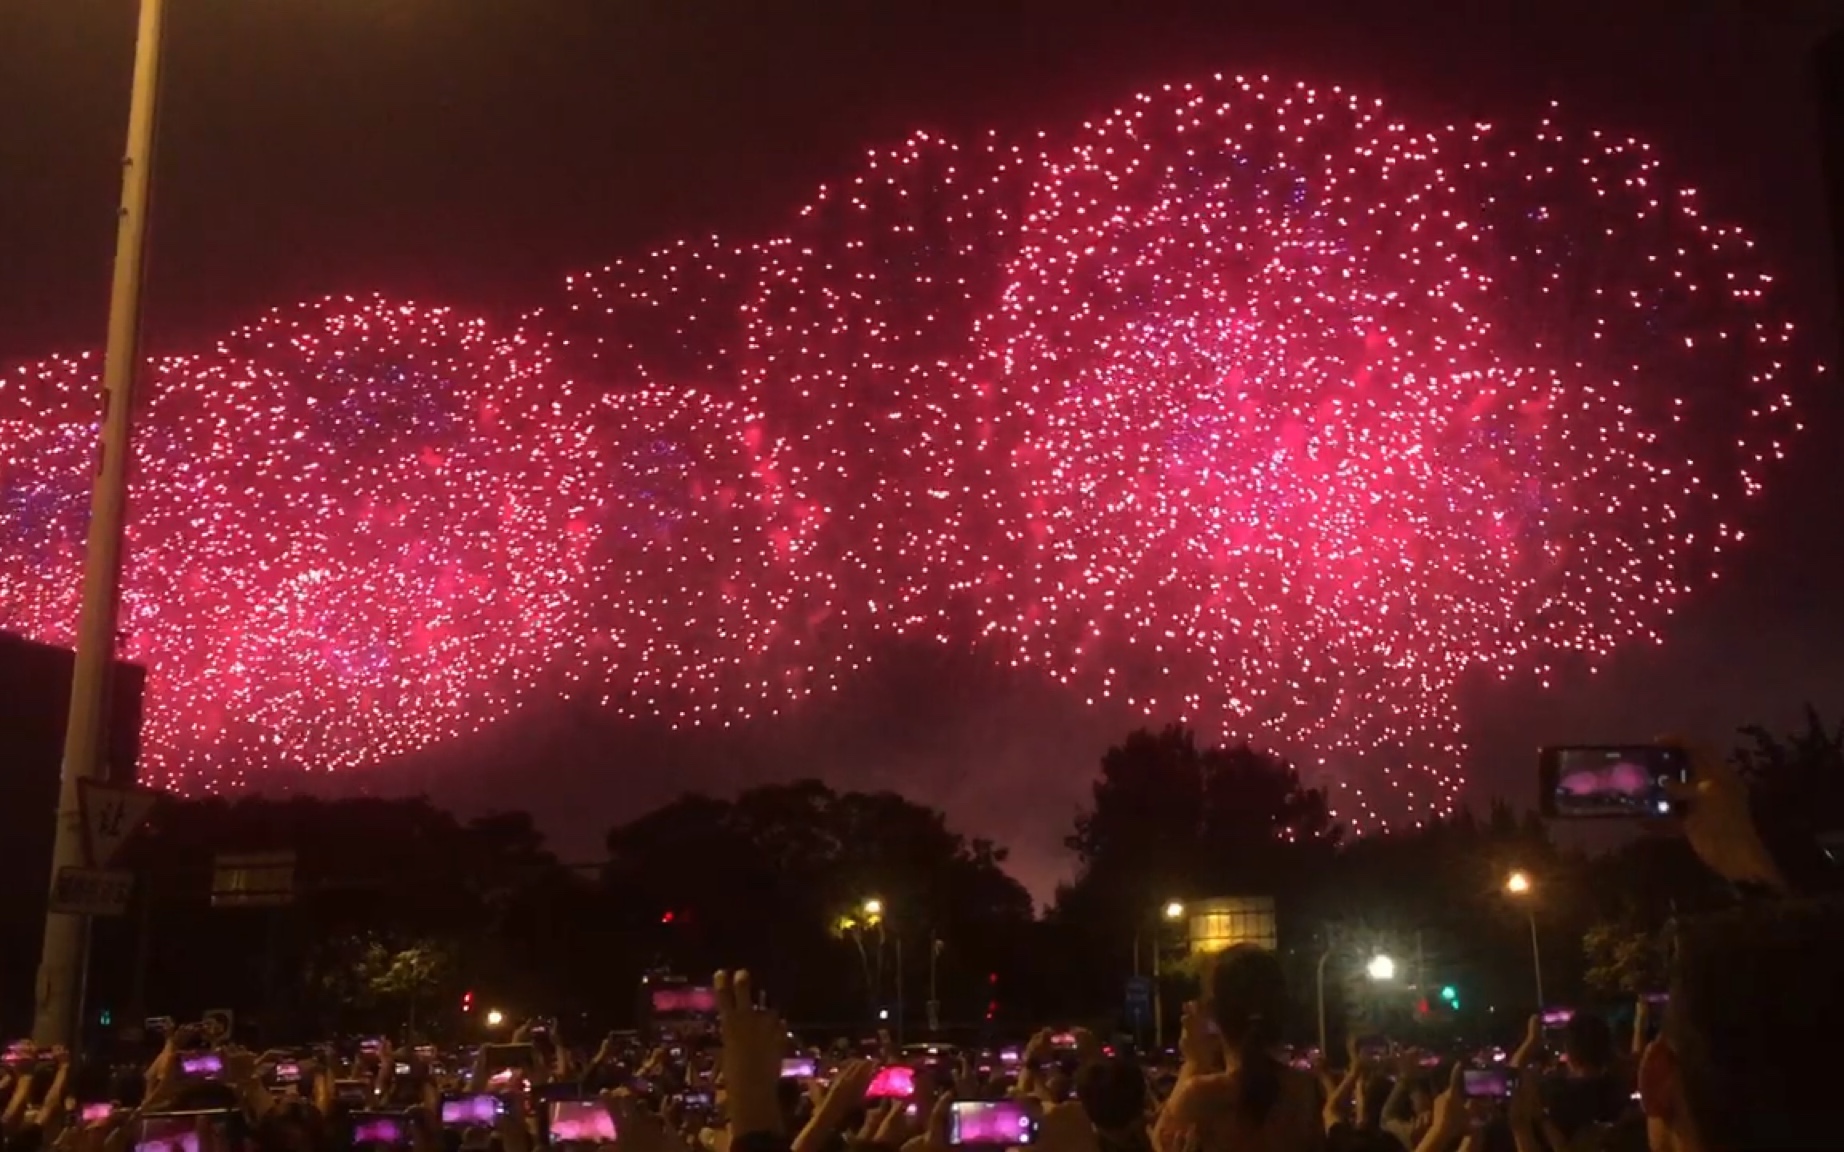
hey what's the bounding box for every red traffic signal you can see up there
[661,910,676,924]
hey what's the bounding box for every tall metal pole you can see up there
[1526,909,1545,1009]
[1315,948,1331,1060]
[1152,937,1164,1049]
[32,0,167,1047]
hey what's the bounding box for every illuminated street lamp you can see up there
[485,1009,505,1029]
[1505,870,1545,1008]
[1163,900,1186,921]
[863,897,884,920]
[1366,954,1396,982]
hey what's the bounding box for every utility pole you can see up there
[34,0,167,1047]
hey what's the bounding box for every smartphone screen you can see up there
[137,1111,239,1152]
[547,1100,617,1145]
[272,1061,302,1084]
[780,1057,815,1079]
[440,1095,504,1128]
[865,1065,915,1100]
[1539,745,1688,818]
[350,1114,413,1148]
[948,1101,1037,1146]
[335,1081,371,1106]
[1461,1068,1516,1099]
[1541,1007,1575,1027]
[180,1053,223,1078]
[81,1103,116,1124]
[677,1090,715,1110]
[650,987,718,1017]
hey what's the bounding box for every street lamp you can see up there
[1132,900,1185,1049]
[863,897,884,919]
[485,1009,505,1028]
[1317,943,1395,1058]
[32,0,167,1046]
[1505,870,1545,1009]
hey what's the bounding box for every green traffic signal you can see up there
[1440,985,1457,1002]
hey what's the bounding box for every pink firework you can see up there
[1,297,604,790]
[1,77,1814,830]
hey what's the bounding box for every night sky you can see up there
[4,0,1842,902]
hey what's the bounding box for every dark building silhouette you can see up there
[0,633,146,1040]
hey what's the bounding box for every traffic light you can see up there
[1440,985,1458,1007]
[98,1008,112,1027]
[661,910,676,924]
[462,990,474,1013]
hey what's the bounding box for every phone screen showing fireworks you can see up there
[948,1101,1037,1146]
[1540,746,1687,818]
[1461,1068,1516,1099]
[137,1111,237,1152]
[350,1114,413,1147]
[180,1052,223,1078]
[865,1065,915,1099]
[81,1103,116,1124]
[440,1094,503,1128]
[650,987,718,1017]
[781,1057,815,1079]
[547,1100,616,1145]
[272,1061,302,1084]
[1541,1007,1574,1027]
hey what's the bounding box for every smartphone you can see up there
[271,1061,302,1085]
[484,1043,536,1068]
[179,1052,223,1078]
[997,1048,1020,1066]
[1541,1007,1575,1027]
[81,1102,116,1124]
[137,1111,241,1152]
[677,1090,715,1110]
[440,1094,504,1128]
[334,1081,372,1106]
[1461,1067,1516,1099]
[359,1039,382,1056]
[350,1113,414,1148]
[948,1100,1038,1146]
[485,1068,520,1091]
[547,1100,617,1145]
[650,986,718,1017]
[780,1057,816,1079]
[865,1065,916,1100]
[1048,1032,1077,1050]
[1539,745,1689,818]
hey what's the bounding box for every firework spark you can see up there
[2,78,1814,826]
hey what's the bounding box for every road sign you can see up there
[49,867,133,916]
[1126,975,1153,1006]
[211,851,297,908]
[77,779,158,869]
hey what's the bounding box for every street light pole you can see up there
[33,0,168,1048]
[1316,948,1332,1059]
[1525,907,1545,1009]
[1505,871,1545,1010]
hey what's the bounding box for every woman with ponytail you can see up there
[1154,944,1326,1152]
